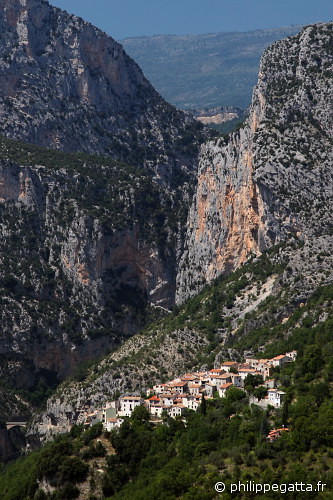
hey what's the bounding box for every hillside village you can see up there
[80,351,297,432]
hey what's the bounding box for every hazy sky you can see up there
[50,0,333,40]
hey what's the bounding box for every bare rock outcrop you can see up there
[0,0,209,180]
[176,23,333,303]
[0,0,213,402]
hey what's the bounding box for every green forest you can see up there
[2,291,333,499]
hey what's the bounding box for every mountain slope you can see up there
[176,22,333,303]
[0,0,209,178]
[29,235,333,441]
[0,136,198,407]
[4,326,333,500]
[29,22,333,443]
[121,26,301,109]
[0,0,215,412]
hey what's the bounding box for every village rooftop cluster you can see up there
[80,350,297,432]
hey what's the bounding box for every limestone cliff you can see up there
[0,0,214,410]
[0,0,209,179]
[0,140,192,402]
[176,23,333,303]
[28,22,333,443]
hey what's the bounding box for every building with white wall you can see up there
[118,396,144,417]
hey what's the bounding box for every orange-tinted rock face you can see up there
[176,128,268,303]
[177,24,333,303]
[176,46,279,303]
[195,144,265,282]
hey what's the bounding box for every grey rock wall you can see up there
[0,0,209,181]
[176,23,333,303]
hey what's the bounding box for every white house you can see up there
[167,405,186,418]
[260,363,272,379]
[285,350,297,362]
[218,382,233,398]
[105,417,123,431]
[208,369,225,376]
[270,355,290,368]
[204,383,216,397]
[169,381,188,394]
[153,383,170,395]
[267,389,286,408]
[245,357,258,365]
[209,374,232,387]
[247,359,271,378]
[150,404,169,418]
[118,396,144,417]
[230,374,243,388]
[159,394,176,406]
[183,396,200,411]
[220,362,239,372]
[188,383,202,395]
[146,395,161,408]
[238,368,262,381]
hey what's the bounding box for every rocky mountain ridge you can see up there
[176,22,333,303]
[0,0,215,411]
[0,0,209,179]
[28,22,333,442]
[0,137,192,394]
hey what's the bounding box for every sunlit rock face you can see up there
[0,0,208,180]
[176,23,333,303]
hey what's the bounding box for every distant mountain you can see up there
[121,26,302,110]
[189,105,247,134]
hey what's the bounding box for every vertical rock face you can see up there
[176,129,267,301]
[176,23,333,303]
[0,0,207,178]
[0,0,214,394]
[0,153,186,384]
